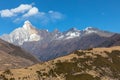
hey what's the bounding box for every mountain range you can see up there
[1,20,120,61]
[0,21,120,80]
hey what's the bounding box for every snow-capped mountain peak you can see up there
[23,20,35,30]
[64,28,81,39]
[83,27,98,34]
[0,20,41,45]
[22,20,39,35]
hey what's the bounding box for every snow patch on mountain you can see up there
[84,27,97,34]
[65,31,81,39]
[57,28,81,40]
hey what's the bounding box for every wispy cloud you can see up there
[0,4,64,24]
[23,7,39,17]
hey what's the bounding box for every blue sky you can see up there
[0,0,120,35]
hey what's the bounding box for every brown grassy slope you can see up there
[0,46,120,80]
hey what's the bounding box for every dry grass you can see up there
[0,46,120,80]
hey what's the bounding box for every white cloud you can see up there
[0,9,14,17]
[0,4,32,17]
[11,4,32,13]
[0,4,64,24]
[23,7,39,17]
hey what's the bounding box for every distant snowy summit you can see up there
[0,20,114,45]
[0,20,41,45]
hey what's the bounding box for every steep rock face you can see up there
[0,21,115,61]
[0,39,39,70]
[0,46,120,80]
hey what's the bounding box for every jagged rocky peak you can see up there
[22,20,38,34]
[21,20,41,42]
[23,20,35,30]
[83,27,99,34]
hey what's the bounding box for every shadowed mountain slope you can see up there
[0,39,39,70]
[98,34,120,47]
